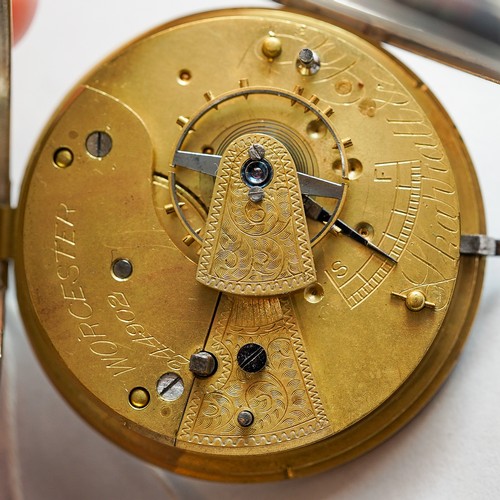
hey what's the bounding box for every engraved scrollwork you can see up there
[177,296,331,451]
[197,133,316,295]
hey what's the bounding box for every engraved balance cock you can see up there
[177,134,332,451]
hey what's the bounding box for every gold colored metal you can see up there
[355,221,373,241]
[291,85,304,108]
[129,387,150,409]
[392,291,436,312]
[196,133,316,296]
[262,32,282,59]
[182,228,201,247]
[0,205,14,260]
[304,282,325,304]
[182,234,196,246]
[333,137,354,149]
[204,91,215,103]
[178,69,191,85]
[53,147,74,168]
[176,115,189,127]
[178,295,331,452]
[13,8,486,483]
[165,201,184,214]
[308,94,320,106]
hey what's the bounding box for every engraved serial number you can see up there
[107,291,189,370]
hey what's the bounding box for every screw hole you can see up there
[178,69,192,85]
[304,283,325,304]
[355,222,374,241]
[306,119,326,140]
[332,158,363,180]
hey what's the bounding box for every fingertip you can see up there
[12,0,38,44]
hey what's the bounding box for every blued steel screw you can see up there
[237,410,254,427]
[237,343,267,373]
[112,258,133,280]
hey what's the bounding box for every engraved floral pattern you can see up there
[177,296,331,452]
[196,134,316,295]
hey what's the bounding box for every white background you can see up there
[2,1,500,499]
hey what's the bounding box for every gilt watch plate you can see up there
[14,8,485,481]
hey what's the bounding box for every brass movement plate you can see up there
[14,9,485,481]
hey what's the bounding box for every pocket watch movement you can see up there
[2,4,499,483]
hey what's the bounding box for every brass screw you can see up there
[53,147,74,168]
[262,33,282,59]
[405,290,427,312]
[129,387,150,409]
[391,290,436,311]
